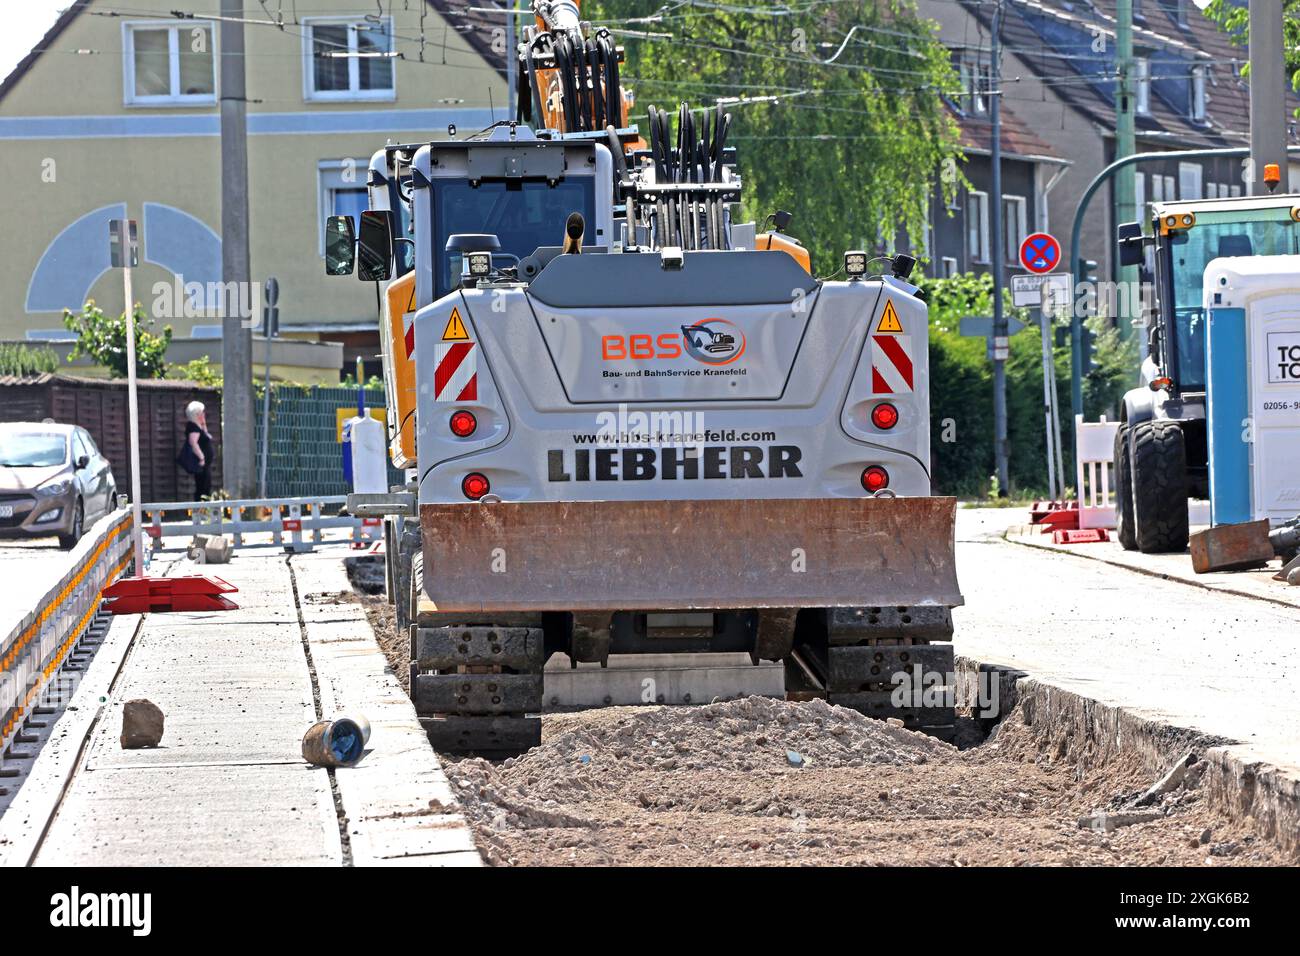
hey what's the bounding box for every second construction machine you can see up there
[329,0,962,754]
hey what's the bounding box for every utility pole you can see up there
[990,0,1009,495]
[1114,0,1137,345]
[220,0,255,497]
[1249,0,1287,195]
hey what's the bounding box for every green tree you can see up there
[585,0,964,271]
[62,299,172,379]
[1204,1,1300,114]
[0,342,59,377]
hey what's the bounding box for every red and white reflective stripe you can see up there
[433,341,478,402]
[870,334,914,393]
[402,310,416,358]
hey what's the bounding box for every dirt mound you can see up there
[444,698,1285,867]
[538,695,951,772]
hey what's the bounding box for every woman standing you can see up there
[183,401,216,498]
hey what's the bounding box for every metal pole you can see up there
[990,0,1009,495]
[221,0,255,496]
[122,262,144,577]
[1039,304,1058,500]
[1114,0,1137,340]
[258,335,273,500]
[1249,0,1287,195]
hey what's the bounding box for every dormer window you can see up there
[953,50,990,115]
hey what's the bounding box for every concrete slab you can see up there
[16,545,480,867]
[289,550,481,867]
[955,510,1300,779]
[543,652,785,708]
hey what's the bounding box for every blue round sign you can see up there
[1019,232,1061,275]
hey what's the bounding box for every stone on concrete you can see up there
[120,699,165,749]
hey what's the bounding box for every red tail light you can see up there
[861,466,890,493]
[449,410,478,437]
[462,472,490,500]
[871,402,899,430]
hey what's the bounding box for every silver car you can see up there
[0,423,118,549]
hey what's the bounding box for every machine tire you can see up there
[1113,424,1137,551]
[1130,420,1189,553]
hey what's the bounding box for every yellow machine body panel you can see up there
[757,232,812,273]
[382,270,418,468]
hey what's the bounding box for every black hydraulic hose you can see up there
[524,35,547,130]
[657,108,674,182]
[714,112,732,182]
[647,106,666,181]
[601,34,620,127]
[573,35,593,131]
[553,35,577,132]
[589,37,606,131]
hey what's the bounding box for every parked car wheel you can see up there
[58,499,84,550]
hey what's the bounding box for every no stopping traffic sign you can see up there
[1019,232,1061,274]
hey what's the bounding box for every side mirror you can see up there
[1116,221,1145,268]
[357,209,395,282]
[325,216,356,276]
[75,454,89,470]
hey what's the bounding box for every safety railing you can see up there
[141,495,372,553]
[0,509,134,763]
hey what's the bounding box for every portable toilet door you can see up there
[1248,296,1300,522]
[1205,256,1300,525]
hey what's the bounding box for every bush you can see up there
[62,299,171,379]
[169,356,223,387]
[0,342,59,377]
[918,272,1134,497]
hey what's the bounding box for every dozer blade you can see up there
[420,496,961,612]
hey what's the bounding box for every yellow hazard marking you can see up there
[442,307,469,341]
[876,300,903,334]
[405,283,417,313]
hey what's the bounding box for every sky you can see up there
[0,2,80,83]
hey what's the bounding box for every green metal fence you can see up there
[254,385,401,498]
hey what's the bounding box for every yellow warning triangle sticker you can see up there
[876,300,903,333]
[442,307,469,341]
[405,283,417,314]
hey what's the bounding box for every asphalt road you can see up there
[953,508,1300,777]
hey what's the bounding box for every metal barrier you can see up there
[141,495,363,552]
[0,509,133,762]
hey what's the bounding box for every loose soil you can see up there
[444,699,1285,867]
[345,560,1285,867]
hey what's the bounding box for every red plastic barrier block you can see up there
[1052,528,1110,545]
[1038,505,1080,532]
[102,575,240,614]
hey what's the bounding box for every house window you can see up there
[967,190,990,264]
[304,18,395,101]
[941,256,959,278]
[1134,172,1146,218]
[1134,58,1151,116]
[1178,162,1202,200]
[1191,66,1207,123]
[319,161,370,255]
[124,21,215,105]
[1002,195,1027,265]
[954,50,990,115]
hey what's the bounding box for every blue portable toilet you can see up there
[1204,255,1300,526]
